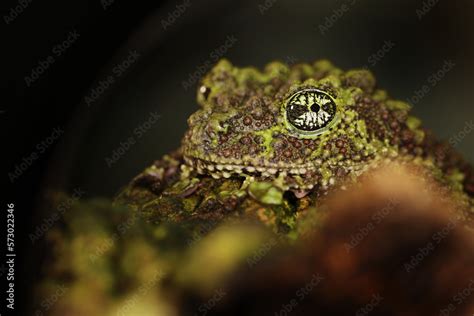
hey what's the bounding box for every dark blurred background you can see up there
[2,0,474,314]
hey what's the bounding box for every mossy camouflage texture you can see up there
[36,59,474,315]
[117,59,474,233]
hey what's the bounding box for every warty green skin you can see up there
[118,59,474,232]
[184,60,471,193]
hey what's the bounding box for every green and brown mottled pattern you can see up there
[182,59,425,190]
[116,59,474,230]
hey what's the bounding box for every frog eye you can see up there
[284,89,337,136]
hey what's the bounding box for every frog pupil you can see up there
[310,103,320,112]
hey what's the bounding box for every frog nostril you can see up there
[310,103,320,112]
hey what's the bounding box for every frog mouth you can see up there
[183,155,370,191]
[184,155,322,175]
[182,154,365,187]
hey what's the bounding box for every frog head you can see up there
[182,59,423,190]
